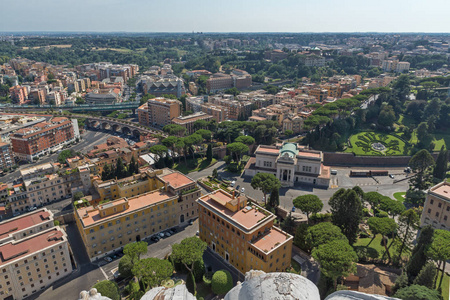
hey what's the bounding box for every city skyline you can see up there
[1,0,450,33]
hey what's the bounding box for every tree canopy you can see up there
[312,239,358,289]
[393,284,442,300]
[306,222,347,249]
[170,237,207,273]
[132,257,173,289]
[250,173,280,204]
[329,188,363,244]
[92,280,120,300]
[123,241,147,261]
[293,194,323,223]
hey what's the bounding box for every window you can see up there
[438,203,442,208]
[430,199,434,205]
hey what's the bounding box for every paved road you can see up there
[187,162,409,221]
[1,130,115,184]
[29,221,199,300]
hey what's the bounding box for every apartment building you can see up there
[137,103,150,127]
[197,189,293,274]
[244,143,330,188]
[186,96,205,113]
[171,112,213,135]
[9,85,28,104]
[208,95,252,120]
[282,115,304,134]
[0,142,13,170]
[11,117,79,161]
[76,169,200,261]
[308,88,329,102]
[0,209,72,300]
[206,74,233,93]
[420,181,450,230]
[146,97,182,128]
[396,62,410,73]
[201,103,228,123]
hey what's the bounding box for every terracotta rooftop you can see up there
[430,182,450,200]
[77,190,175,227]
[256,146,280,154]
[297,151,321,159]
[251,227,290,253]
[0,228,64,265]
[199,190,272,231]
[160,172,194,189]
[0,210,51,240]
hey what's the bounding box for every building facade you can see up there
[171,112,213,135]
[244,143,330,187]
[11,117,79,161]
[75,169,200,261]
[146,97,182,128]
[0,209,73,300]
[420,181,450,230]
[0,142,13,170]
[198,190,293,274]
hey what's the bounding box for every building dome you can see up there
[224,270,320,300]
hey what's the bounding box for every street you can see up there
[1,129,116,184]
[30,221,199,300]
[187,161,410,218]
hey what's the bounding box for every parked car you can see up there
[28,206,37,212]
[104,257,112,262]
[151,235,160,242]
[188,219,194,225]
[165,232,171,237]
[389,174,395,179]
[196,231,199,236]
[292,206,296,212]
[158,232,165,238]
[169,228,177,234]
[231,181,236,187]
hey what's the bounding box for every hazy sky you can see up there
[2,0,450,33]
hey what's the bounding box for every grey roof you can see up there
[325,291,400,300]
[140,284,196,300]
[225,270,320,300]
[78,288,111,300]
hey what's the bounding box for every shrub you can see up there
[375,211,389,218]
[203,271,213,286]
[211,270,233,295]
[92,280,120,300]
[193,259,205,282]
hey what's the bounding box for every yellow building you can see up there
[76,169,200,261]
[197,190,293,274]
[421,181,450,230]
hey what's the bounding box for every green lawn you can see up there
[174,158,217,174]
[345,132,407,156]
[436,272,449,300]
[354,234,395,260]
[393,192,406,202]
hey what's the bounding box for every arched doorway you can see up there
[136,235,141,242]
[180,214,185,223]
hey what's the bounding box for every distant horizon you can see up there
[1,31,450,35]
[1,0,449,33]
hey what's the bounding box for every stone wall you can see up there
[323,152,438,167]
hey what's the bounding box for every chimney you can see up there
[232,190,235,199]
[237,196,240,209]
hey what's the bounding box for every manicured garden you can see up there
[393,192,406,202]
[436,272,449,300]
[345,131,408,156]
[354,234,396,261]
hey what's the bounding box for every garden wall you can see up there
[323,152,438,167]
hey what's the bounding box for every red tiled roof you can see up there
[0,228,64,265]
[0,211,51,239]
[161,172,194,189]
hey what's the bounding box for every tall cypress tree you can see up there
[433,146,448,180]
[206,143,213,162]
[406,225,434,279]
[268,187,280,208]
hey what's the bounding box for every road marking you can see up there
[99,266,108,280]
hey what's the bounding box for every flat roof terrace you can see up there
[0,228,64,266]
[250,227,292,254]
[77,190,175,227]
[0,210,51,240]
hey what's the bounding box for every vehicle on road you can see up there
[188,219,194,225]
[241,187,245,193]
[389,174,395,179]
[292,206,296,212]
[158,232,165,238]
[231,181,236,187]
[104,257,112,262]
[165,232,171,237]
[150,235,160,242]
[331,169,337,175]
[28,206,37,211]
[169,228,177,234]
[196,231,199,236]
